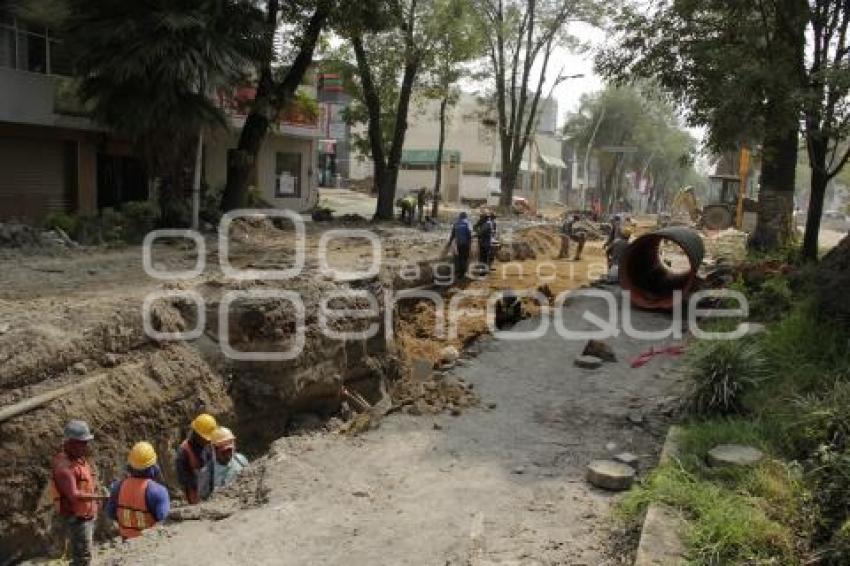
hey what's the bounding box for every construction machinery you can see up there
[660,148,757,231]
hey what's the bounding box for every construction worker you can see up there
[447,211,473,280]
[50,420,107,566]
[559,214,587,261]
[200,427,249,499]
[416,187,429,223]
[607,225,633,279]
[107,442,170,539]
[399,194,417,225]
[175,413,216,504]
[495,289,523,329]
[475,213,495,268]
[605,213,623,249]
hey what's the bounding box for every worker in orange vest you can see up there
[50,420,108,565]
[106,442,170,539]
[174,413,216,503]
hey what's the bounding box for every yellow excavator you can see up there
[661,148,757,231]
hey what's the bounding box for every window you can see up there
[0,10,69,75]
[275,152,301,198]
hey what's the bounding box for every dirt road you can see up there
[100,293,686,566]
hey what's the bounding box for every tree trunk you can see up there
[375,56,420,220]
[752,126,798,251]
[803,140,828,261]
[432,96,448,218]
[220,2,326,212]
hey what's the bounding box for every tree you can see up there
[419,0,483,217]
[800,0,850,260]
[219,0,331,211]
[599,0,807,251]
[563,86,698,213]
[333,0,436,220]
[62,0,265,225]
[475,0,596,211]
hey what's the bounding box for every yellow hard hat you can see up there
[191,413,217,441]
[621,226,633,238]
[128,441,157,470]
[211,426,236,447]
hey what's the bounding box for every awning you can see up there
[401,149,462,165]
[539,154,567,169]
[535,134,567,169]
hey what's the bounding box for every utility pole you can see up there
[582,107,605,209]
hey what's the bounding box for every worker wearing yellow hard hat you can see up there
[199,426,250,500]
[175,413,216,504]
[106,441,170,539]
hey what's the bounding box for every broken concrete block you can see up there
[586,460,636,491]
[440,345,459,364]
[582,339,617,362]
[614,452,640,469]
[628,412,644,426]
[707,444,764,468]
[71,362,87,375]
[574,355,603,369]
[411,358,433,382]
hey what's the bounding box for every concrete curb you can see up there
[633,425,688,565]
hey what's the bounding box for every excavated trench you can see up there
[0,274,396,564]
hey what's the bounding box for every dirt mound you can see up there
[391,371,479,417]
[814,233,850,326]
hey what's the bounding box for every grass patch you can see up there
[621,461,800,564]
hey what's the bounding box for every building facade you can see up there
[206,86,321,212]
[0,8,320,222]
[352,92,566,206]
[0,9,145,222]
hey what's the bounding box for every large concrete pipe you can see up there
[619,227,705,310]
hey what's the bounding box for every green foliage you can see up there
[562,85,699,211]
[620,463,797,564]
[749,276,793,322]
[120,200,160,243]
[686,339,768,417]
[201,183,224,226]
[43,211,79,235]
[63,0,265,178]
[827,518,850,565]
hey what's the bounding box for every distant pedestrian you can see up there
[416,188,429,223]
[559,214,587,260]
[399,195,417,225]
[475,213,494,268]
[447,211,473,280]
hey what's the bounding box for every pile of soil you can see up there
[391,373,479,416]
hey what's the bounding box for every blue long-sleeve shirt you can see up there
[449,217,472,246]
[106,466,170,522]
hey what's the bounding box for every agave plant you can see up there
[687,339,768,416]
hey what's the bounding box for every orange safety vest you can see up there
[50,451,97,519]
[116,477,156,539]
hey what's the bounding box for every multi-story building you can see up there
[0,10,146,221]
[351,92,566,206]
[0,8,321,222]
[205,85,321,212]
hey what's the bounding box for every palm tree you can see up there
[63,0,265,225]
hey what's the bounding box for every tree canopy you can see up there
[563,86,700,213]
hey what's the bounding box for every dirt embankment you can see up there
[0,219,436,562]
